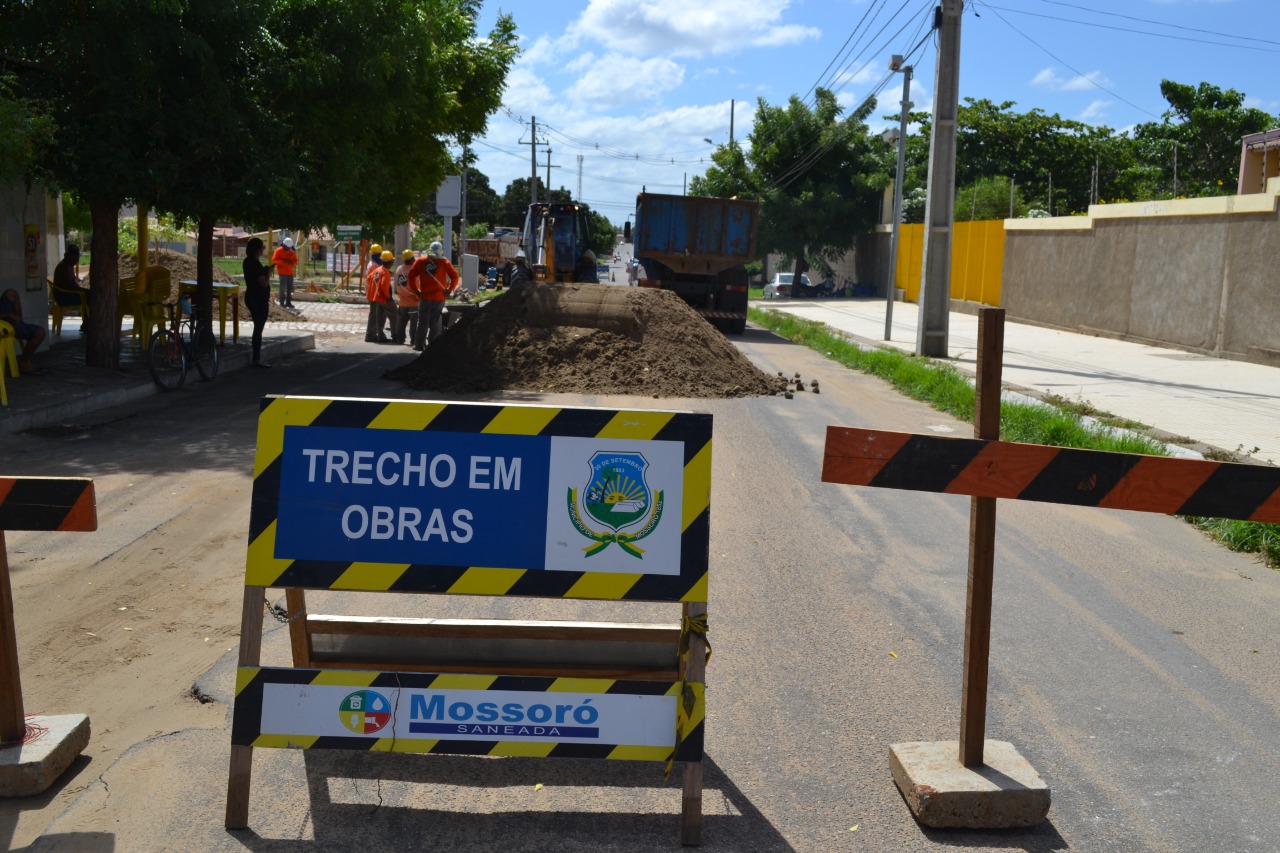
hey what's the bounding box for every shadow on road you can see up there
[231,751,794,852]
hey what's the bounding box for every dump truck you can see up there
[521,201,594,283]
[627,192,758,334]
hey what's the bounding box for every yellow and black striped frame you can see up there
[246,396,713,602]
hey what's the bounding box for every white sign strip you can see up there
[260,684,677,747]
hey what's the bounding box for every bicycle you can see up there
[147,298,219,391]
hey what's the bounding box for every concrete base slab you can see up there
[889,740,1050,829]
[0,714,90,797]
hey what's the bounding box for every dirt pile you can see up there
[118,249,303,322]
[386,284,786,398]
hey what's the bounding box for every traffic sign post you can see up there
[0,477,97,796]
[227,396,713,844]
[822,306,1280,828]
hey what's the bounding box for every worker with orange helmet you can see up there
[364,250,395,343]
[408,240,459,351]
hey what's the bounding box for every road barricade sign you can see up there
[227,396,712,844]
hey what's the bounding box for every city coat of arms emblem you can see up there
[567,451,664,558]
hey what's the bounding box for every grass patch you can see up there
[750,306,1279,568]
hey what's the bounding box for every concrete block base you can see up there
[0,714,90,797]
[889,740,1050,829]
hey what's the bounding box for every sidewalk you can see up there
[0,316,316,434]
[760,297,1280,466]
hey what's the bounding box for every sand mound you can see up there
[385,284,784,398]
[118,249,303,322]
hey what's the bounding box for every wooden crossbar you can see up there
[823,427,1280,523]
[0,477,97,532]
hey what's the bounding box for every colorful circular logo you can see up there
[338,689,392,735]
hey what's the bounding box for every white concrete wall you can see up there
[0,182,51,348]
[1002,183,1280,364]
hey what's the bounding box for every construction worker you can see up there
[364,250,395,343]
[366,242,383,276]
[409,240,459,350]
[271,236,299,308]
[393,249,418,346]
[574,249,599,283]
[508,249,532,288]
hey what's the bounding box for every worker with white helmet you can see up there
[574,248,599,283]
[508,248,532,288]
[271,236,299,308]
[407,241,459,350]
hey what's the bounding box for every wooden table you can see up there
[180,281,240,344]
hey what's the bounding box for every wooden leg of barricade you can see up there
[226,584,266,829]
[680,600,706,846]
[0,533,26,744]
[285,588,311,667]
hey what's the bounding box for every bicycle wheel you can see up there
[191,322,219,381]
[147,328,186,391]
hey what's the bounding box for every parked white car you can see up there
[764,272,809,299]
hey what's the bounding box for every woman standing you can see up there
[243,237,271,367]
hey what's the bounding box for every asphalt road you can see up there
[3,326,1278,852]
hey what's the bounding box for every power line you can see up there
[984,3,1280,54]
[975,0,1161,119]
[1033,0,1280,47]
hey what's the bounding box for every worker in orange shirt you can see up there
[408,240,459,351]
[392,249,418,346]
[271,236,299,308]
[364,250,395,343]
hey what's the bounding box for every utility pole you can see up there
[542,148,559,198]
[885,57,912,341]
[525,116,540,204]
[729,99,735,146]
[577,154,584,200]
[916,0,963,358]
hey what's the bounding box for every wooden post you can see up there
[285,588,311,667]
[959,307,1004,767]
[226,584,266,829]
[0,533,25,744]
[680,600,706,846]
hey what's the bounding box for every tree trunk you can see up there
[196,215,215,325]
[85,198,121,369]
[792,248,807,297]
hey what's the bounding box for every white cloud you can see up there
[1031,67,1112,92]
[570,0,820,58]
[567,54,686,104]
[1079,99,1113,122]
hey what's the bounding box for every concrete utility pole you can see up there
[916,0,963,358]
[528,116,539,204]
[885,56,913,341]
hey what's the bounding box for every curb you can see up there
[2,333,315,434]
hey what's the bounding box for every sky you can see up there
[466,0,1280,225]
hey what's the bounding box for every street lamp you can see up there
[884,54,912,341]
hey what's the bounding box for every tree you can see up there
[748,88,889,278]
[1132,80,1274,198]
[0,74,53,185]
[954,176,1030,221]
[688,143,756,200]
[1,1,193,367]
[497,178,570,227]
[585,208,615,259]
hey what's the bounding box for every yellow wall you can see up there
[893,219,1004,306]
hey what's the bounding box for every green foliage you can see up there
[585,208,615,259]
[1132,80,1274,198]
[955,176,1029,221]
[497,178,571,226]
[748,88,889,270]
[688,143,755,199]
[0,74,54,184]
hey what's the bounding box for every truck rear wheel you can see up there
[728,317,746,335]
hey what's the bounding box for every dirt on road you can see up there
[386,284,786,398]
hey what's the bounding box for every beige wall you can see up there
[1002,190,1280,364]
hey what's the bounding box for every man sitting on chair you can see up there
[0,288,47,374]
